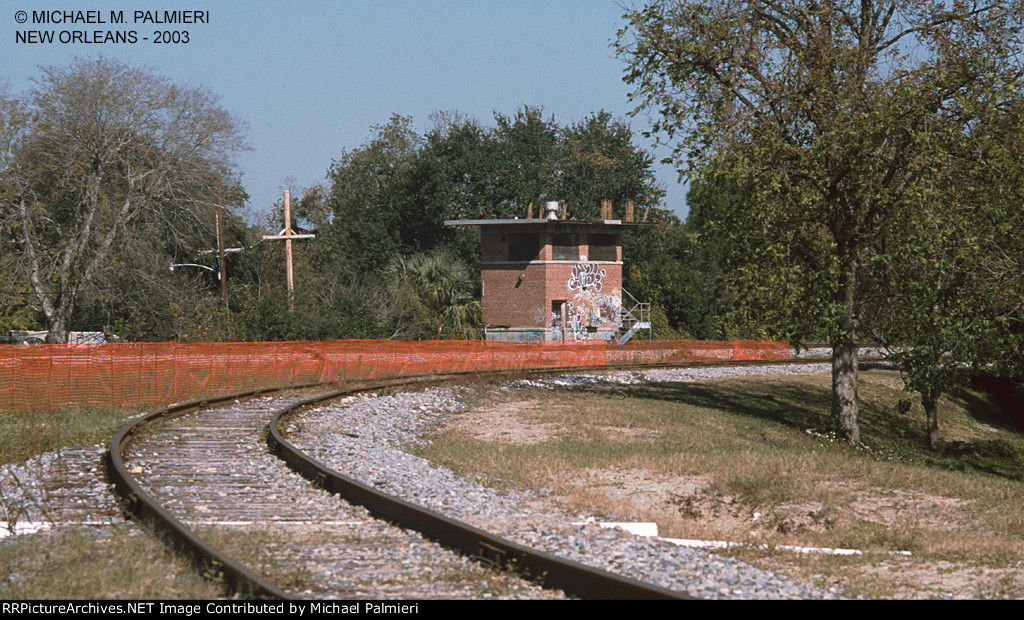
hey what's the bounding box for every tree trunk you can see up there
[922,390,940,450]
[831,249,861,445]
[832,340,860,444]
[45,297,75,344]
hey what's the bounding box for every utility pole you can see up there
[262,190,315,312]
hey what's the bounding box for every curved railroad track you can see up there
[109,380,580,599]
[107,360,848,600]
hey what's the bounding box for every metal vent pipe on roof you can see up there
[545,201,560,220]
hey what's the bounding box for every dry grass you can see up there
[195,526,317,593]
[0,525,224,599]
[0,405,149,465]
[418,369,1024,599]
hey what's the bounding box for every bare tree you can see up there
[0,58,248,342]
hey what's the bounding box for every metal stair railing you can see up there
[617,289,651,343]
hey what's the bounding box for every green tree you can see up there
[1,58,247,343]
[492,107,562,215]
[322,107,664,272]
[558,111,664,221]
[867,107,1024,448]
[411,107,562,224]
[617,0,1024,444]
[622,208,730,339]
[875,212,1006,449]
[310,107,665,341]
[102,208,256,342]
[323,114,424,275]
[685,170,833,343]
[0,276,42,334]
[415,107,664,224]
[413,113,504,223]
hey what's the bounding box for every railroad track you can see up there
[107,360,854,599]
[1,444,121,537]
[113,385,571,599]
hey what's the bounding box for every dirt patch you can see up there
[453,397,978,539]
[681,481,978,540]
[454,399,566,444]
[824,481,977,533]
[454,399,660,444]
[545,467,975,542]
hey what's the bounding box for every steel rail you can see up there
[106,373,505,599]
[106,383,319,600]
[107,357,860,599]
[267,379,695,600]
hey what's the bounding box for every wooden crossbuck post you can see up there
[263,190,315,311]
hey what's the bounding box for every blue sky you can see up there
[3,1,689,222]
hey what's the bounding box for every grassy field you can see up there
[418,369,1024,599]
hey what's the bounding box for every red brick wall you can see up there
[482,261,623,329]
[482,263,548,327]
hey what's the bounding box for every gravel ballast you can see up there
[287,363,846,599]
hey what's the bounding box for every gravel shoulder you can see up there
[286,367,846,600]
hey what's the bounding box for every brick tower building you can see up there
[446,202,649,342]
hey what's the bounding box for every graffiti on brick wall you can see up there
[557,262,623,341]
[568,262,606,293]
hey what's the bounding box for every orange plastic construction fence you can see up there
[0,339,789,413]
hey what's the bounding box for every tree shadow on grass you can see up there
[617,375,1024,482]
[957,375,1024,434]
[620,380,829,432]
[931,390,1024,481]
